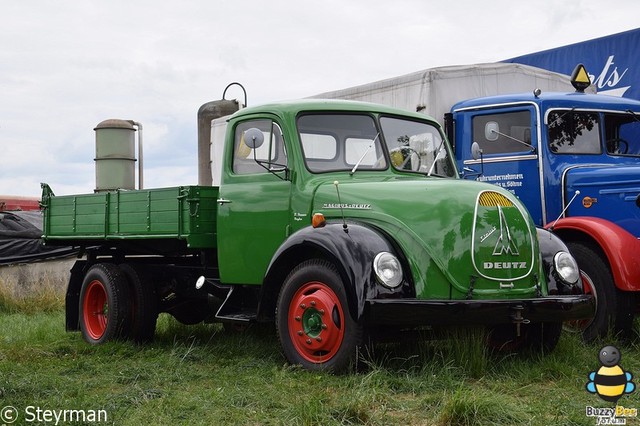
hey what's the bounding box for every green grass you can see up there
[1,310,639,425]
[0,261,69,313]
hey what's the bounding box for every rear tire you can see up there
[79,263,130,345]
[567,242,634,341]
[276,260,362,373]
[120,264,158,343]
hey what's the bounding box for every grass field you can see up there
[1,275,639,425]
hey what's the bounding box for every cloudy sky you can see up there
[1,0,639,197]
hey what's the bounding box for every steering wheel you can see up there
[388,146,422,171]
[606,138,629,154]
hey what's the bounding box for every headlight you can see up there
[373,252,403,288]
[553,251,579,284]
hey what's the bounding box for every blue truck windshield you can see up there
[548,111,601,154]
[548,110,640,156]
[604,112,640,156]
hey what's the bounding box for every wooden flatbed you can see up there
[41,184,218,249]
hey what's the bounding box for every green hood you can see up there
[312,179,540,300]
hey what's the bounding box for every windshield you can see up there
[604,111,640,156]
[379,116,454,176]
[297,113,455,177]
[547,109,640,156]
[547,110,601,154]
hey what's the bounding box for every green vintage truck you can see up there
[41,98,594,372]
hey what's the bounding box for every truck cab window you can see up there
[379,116,455,177]
[345,137,379,166]
[472,111,532,155]
[298,114,386,172]
[604,112,640,156]
[300,133,337,160]
[547,111,601,154]
[233,120,287,174]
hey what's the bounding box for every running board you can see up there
[195,277,259,322]
[215,286,258,322]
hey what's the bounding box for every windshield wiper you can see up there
[626,109,640,122]
[350,132,380,175]
[427,140,446,177]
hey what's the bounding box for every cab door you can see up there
[459,106,544,225]
[217,118,291,284]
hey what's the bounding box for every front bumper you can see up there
[364,294,595,326]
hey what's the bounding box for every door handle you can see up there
[217,198,233,205]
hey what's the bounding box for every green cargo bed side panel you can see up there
[41,184,218,249]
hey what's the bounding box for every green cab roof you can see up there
[230,98,439,123]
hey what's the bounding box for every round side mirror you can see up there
[471,142,483,161]
[485,121,499,141]
[243,128,265,149]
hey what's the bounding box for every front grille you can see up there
[478,191,514,208]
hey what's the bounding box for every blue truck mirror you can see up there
[471,142,483,160]
[485,122,499,141]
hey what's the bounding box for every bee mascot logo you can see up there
[586,345,636,403]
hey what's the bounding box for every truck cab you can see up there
[453,67,640,340]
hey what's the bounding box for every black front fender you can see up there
[537,227,583,295]
[258,222,413,322]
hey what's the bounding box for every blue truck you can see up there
[317,63,640,340]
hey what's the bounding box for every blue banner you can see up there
[504,28,640,100]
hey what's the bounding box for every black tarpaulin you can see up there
[0,211,77,265]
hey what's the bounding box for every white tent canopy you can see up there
[312,62,590,124]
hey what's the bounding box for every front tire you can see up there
[276,260,362,373]
[567,242,634,341]
[79,263,130,344]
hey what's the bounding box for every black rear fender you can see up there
[65,260,88,331]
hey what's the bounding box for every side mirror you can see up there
[243,128,264,149]
[485,122,499,141]
[464,141,484,180]
[471,142,483,161]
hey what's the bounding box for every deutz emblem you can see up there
[471,190,534,281]
[492,205,520,256]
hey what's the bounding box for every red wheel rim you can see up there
[564,270,596,333]
[288,281,345,364]
[83,280,108,340]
